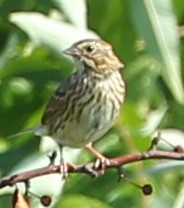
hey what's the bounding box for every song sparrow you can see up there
[10,39,126,169]
[37,39,126,163]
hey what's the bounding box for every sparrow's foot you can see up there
[86,143,110,174]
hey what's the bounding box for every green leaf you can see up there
[129,0,184,104]
[55,194,113,208]
[140,105,167,136]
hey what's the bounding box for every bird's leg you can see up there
[57,143,77,179]
[85,143,110,173]
[58,144,68,179]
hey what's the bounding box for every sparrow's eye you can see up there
[85,45,94,53]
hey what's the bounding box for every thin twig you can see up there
[0,150,184,189]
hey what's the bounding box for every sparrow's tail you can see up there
[7,125,45,139]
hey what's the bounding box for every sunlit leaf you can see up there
[9,12,98,55]
[173,184,184,208]
[53,0,87,29]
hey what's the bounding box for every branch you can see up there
[1,149,184,189]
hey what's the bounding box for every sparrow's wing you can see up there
[41,72,78,126]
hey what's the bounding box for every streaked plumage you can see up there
[37,39,126,149]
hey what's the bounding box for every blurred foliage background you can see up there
[0,0,184,207]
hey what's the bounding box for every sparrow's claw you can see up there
[93,157,110,174]
[60,161,77,179]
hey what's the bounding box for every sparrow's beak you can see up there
[63,46,80,57]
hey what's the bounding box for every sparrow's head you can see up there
[63,39,124,72]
